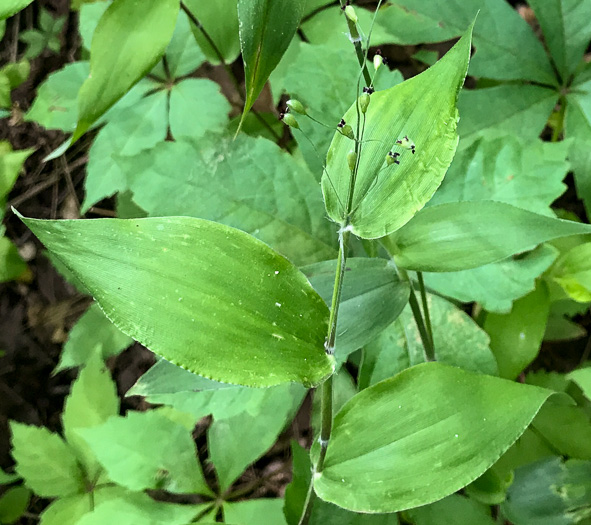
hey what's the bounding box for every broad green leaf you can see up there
[302,258,410,363]
[238,0,304,129]
[146,382,295,424]
[377,0,556,84]
[169,79,230,140]
[72,0,178,141]
[527,371,591,460]
[0,486,30,524]
[270,40,403,177]
[531,398,591,460]
[502,457,591,525]
[224,499,287,525]
[429,135,569,215]
[120,136,337,266]
[0,0,34,20]
[10,422,85,497]
[78,2,110,50]
[494,428,556,479]
[25,63,158,133]
[389,201,591,272]
[457,84,558,146]
[209,384,305,490]
[25,62,90,132]
[128,358,231,397]
[284,441,400,525]
[314,362,553,513]
[484,282,550,380]
[39,486,126,525]
[82,89,168,212]
[62,351,119,479]
[405,494,495,525]
[550,242,591,301]
[19,214,333,387]
[183,0,240,65]
[57,303,132,371]
[78,411,212,495]
[424,245,558,313]
[528,0,591,80]
[75,492,205,525]
[358,293,497,390]
[321,26,472,239]
[569,368,591,401]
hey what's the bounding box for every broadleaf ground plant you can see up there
[2,0,591,524]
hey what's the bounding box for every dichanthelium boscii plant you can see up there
[13,0,591,522]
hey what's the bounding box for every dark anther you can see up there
[375,49,382,56]
[363,86,375,94]
[340,0,351,10]
[279,112,285,120]
[338,118,346,128]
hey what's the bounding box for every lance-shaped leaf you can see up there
[17,213,333,387]
[388,201,591,272]
[314,362,554,513]
[302,258,410,363]
[321,25,472,239]
[237,0,304,131]
[72,0,179,142]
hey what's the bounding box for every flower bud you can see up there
[396,135,416,153]
[373,54,383,71]
[359,93,370,114]
[344,5,358,23]
[347,150,357,172]
[340,124,355,140]
[386,151,400,166]
[282,113,300,129]
[286,99,306,115]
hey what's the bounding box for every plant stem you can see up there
[408,285,435,361]
[417,271,434,351]
[338,1,372,86]
[551,96,566,142]
[179,1,282,142]
[389,264,435,362]
[298,229,350,525]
